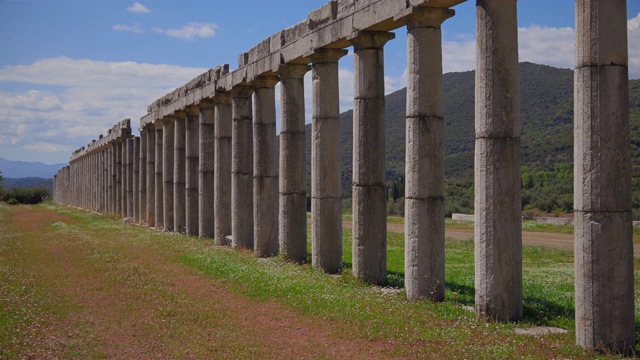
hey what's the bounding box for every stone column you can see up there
[349,30,394,285]
[231,85,254,249]
[253,75,280,258]
[155,124,164,230]
[106,146,112,213]
[574,0,634,352]
[122,141,128,216]
[185,106,200,236]
[399,7,453,302]
[147,126,156,227]
[133,137,140,222]
[199,100,216,239]
[109,145,114,214]
[279,63,310,263]
[139,130,147,223]
[126,138,134,218]
[214,94,233,245]
[310,48,347,274]
[474,0,522,322]
[102,150,107,213]
[115,141,122,216]
[163,119,175,231]
[174,114,186,234]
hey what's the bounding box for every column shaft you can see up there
[115,141,122,216]
[133,137,140,222]
[185,108,200,236]
[231,85,254,249]
[474,0,523,321]
[279,64,310,263]
[199,101,216,239]
[174,115,186,234]
[155,126,164,229]
[574,0,634,352]
[214,95,233,245]
[349,30,394,285]
[126,138,134,218]
[310,48,347,274]
[139,131,147,223]
[147,127,156,227]
[254,75,280,258]
[401,8,453,302]
[163,120,175,231]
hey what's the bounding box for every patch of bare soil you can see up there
[4,205,415,359]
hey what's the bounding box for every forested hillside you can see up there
[303,62,640,219]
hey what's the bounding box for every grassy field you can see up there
[1,202,639,358]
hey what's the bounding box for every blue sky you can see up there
[0,0,639,165]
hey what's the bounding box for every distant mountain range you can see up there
[0,157,66,179]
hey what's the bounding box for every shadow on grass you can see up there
[522,295,574,325]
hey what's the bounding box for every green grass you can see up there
[3,203,639,358]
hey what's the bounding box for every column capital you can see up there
[309,48,348,64]
[230,84,254,97]
[185,105,200,117]
[214,91,232,105]
[348,30,395,50]
[278,63,311,79]
[253,74,279,89]
[395,7,455,30]
[198,99,216,110]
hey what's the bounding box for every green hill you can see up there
[303,62,640,218]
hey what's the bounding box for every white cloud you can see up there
[629,12,640,78]
[629,12,640,31]
[113,24,144,34]
[152,23,218,41]
[127,2,150,14]
[0,57,205,162]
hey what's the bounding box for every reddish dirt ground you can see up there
[3,205,415,359]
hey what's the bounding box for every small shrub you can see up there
[7,198,18,205]
[2,188,50,205]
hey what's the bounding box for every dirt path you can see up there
[0,205,408,359]
[342,220,640,257]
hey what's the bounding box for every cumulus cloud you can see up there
[0,57,205,162]
[152,23,218,41]
[113,24,144,34]
[127,2,150,14]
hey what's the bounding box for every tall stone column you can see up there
[310,48,347,274]
[199,100,216,239]
[115,141,122,216]
[185,106,200,236]
[102,150,107,213]
[146,126,156,227]
[163,118,175,231]
[107,146,113,214]
[126,138,134,218]
[133,137,140,222]
[122,141,128,216]
[279,63,310,263]
[399,7,453,302]
[253,75,280,258]
[574,0,634,352]
[214,94,233,245]
[349,30,394,285]
[474,0,522,322]
[174,114,186,234]
[139,130,147,223]
[154,124,164,230]
[231,85,254,249]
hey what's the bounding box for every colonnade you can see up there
[53,0,633,353]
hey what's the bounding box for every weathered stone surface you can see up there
[154,126,164,229]
[575,0,628,68]
[146,127,156,227]
[133,137,140,222]
[185,108,199,236]
[139,131,147,224]
[514,327,568,336]
[311,197,343,274]
[474,0,522,322]
[352,185,387,284]
[405,198,445,301]
[231,85,254,249]
[199,102,215,239]
[310,48,346,274]
[253,75,279,258]
[163,120,175,232]
[214,95,233,246]
[474,137,522,321]
[574,66,631,212]
[575,210,634,351]
[174,116,186,234]
[405,117,444,198]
